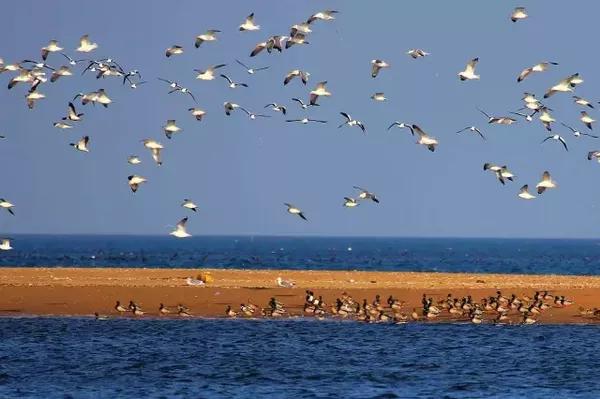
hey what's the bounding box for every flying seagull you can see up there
[170,217,192,238]
[50,66,72,82]
[561,122,598,138]
[158,78,197,102]
[371,59,390,78]
[370,92,386,101]
[142,139,163,165]
[224,102,241,115]
[70,136,90,152]
[387,122,414,134]
[291,98,319,110]
[573,96,594,109]
[517,62,558,82]
[163,120,182,139]
[182,199,198,212]
[195,64,226,80]
[587,151,600,162]
[343,197,359,208]
[538,107,555,131]
[511,7,528,22]
[407,49,430,59]
[239,107,271,120]
[309,81,331,105]
[580,111,596,130]
[220,74,248,88]
[284,203,307,220]
[195,30,220,48]
[127,155,141,165]
[412,124,438,152]
[541,134,568,151]
[483,163,515,185]
[235,59,269,74]
[63,102,83,122]
[284,69,309,85]
[239,13,260,31]
[456,126,485,140]
[76,35,98,53]
[0,199,15,215]
[286,117,327,124]
[544,73,582,98]
[536,171,557,194]
[478,108,516,125]
[353,186,379,203]
[188,107,206,121]
[41,40,63,60]
[264,103,287,115]
[307,10,339,24]
[458,58,480,81]
[518,185,536,200]
[338,112,366,133]
[285,32,309,49]
[165,45,184,58]
[127,175,147,193]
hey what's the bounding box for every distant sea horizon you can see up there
[1,235,600,275]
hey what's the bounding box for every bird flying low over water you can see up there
[478,108,516,125]
[195,64,226,80]
[182,199,198,212]
[517,62,558,82]
[580,111,596,130]
[518,185,536,200]
[353,186,379,203]
[284,69,309,85]
[412,124,438,152]
[536,171,557,194]
[188,107,206,121]
[76,35,98,53]
[127,175,146,193]
[338,112,366,133]
[239,13,260,31]
[0,238,12,251]
[70,136,90,152]
[458,58,480,81]
[195,30,220,48]
[456,126,485,140]
[0,199,15,215]
[235,59,269,75]
[511,7,528,22]
[407,49,430,59]
[170,217,191,238]
[371,59,389,78]
[541,134,568,151]
[165,45,184,58]
[309,81,331,105]
[544,73,582,98]
[284,203,307,220]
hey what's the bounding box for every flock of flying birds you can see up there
[0,6,599,246]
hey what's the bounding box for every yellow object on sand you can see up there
[197,272,214,284]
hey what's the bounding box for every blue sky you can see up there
[1,1,599,238]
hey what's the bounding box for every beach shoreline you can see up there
[1,268,599,323]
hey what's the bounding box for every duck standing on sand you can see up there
[115,301,128,313]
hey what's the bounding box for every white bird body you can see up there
[0,238,12,251]
[536,171,557,194]
[76,35,98,53]
[170,217,191,238]
[239,13,260,31]
[459,58,480,81]
[518,185,536,200]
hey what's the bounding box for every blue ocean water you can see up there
[1,235,600,275]
[0,318,599,398]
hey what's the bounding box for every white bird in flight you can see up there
[412,125,438,152]
[0,198,15,215]
[536,171,557,194]
[182,199,198,212]
[371,59,390,78]
[76,35,98,53]
[456,126,485,140]
[235,59,269,75]
[70,136,90,152]
[338,112,366,133]
[195,30,220,48]
[0,238,12,251]
[458,58,480,81]
[127,175,147,193]
[170,217,192,238]
[239,13,260,31]
[309,81,331,105]
[284,203,307,220]
[511,7,528,22]
[517,62,558,82]
[518,185,536,200]
[541,134,568,152]
[195,64,227,81]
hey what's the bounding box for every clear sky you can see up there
[1,1,599,238]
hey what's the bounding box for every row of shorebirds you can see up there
[100,290,599,325]
[3,5,600,242]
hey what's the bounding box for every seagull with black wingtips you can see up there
[128,175,147,193]
[511,7,528,22]
[407,49,430,59]
[307,10,339,24]
[170,218,192,238]
[573,96,594,109]
[239,107,271,120]
[50,66,72,82]
[291,98,319,110]
[188,107,206,121]
[76,34,98,53]
[338,112,366,133]
[286,117,327,125]
[580,111,596,130]
[41,40,63,60]
[371,59,389,78]
[163,120,182,139]
[536,171,557,194]
[544,73,581,98]
[478,108,516,125]
[412,124,438,152]
[70,136,90,153]
[541,134,568,151]
[517,61,558,82]
[309,81,331,105]
[195,30,220,48]
[456,126,485,140]
[63,102,83,122]
[458,58,480,81]
[158,78,197,102]
[353,186,380,203]
[182,199,198,212]
[165,45,184,58]
[220,74,248,88]
[284,69,309,85]
[387,122,414,134]
[239,13,260,31]
[284,203,307,221]
[235,59,269,75]
[264,103,286,115]
[142,139,163,165]
[0,199,15,215]
[518,185,536,200]
[195,64,226,81]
